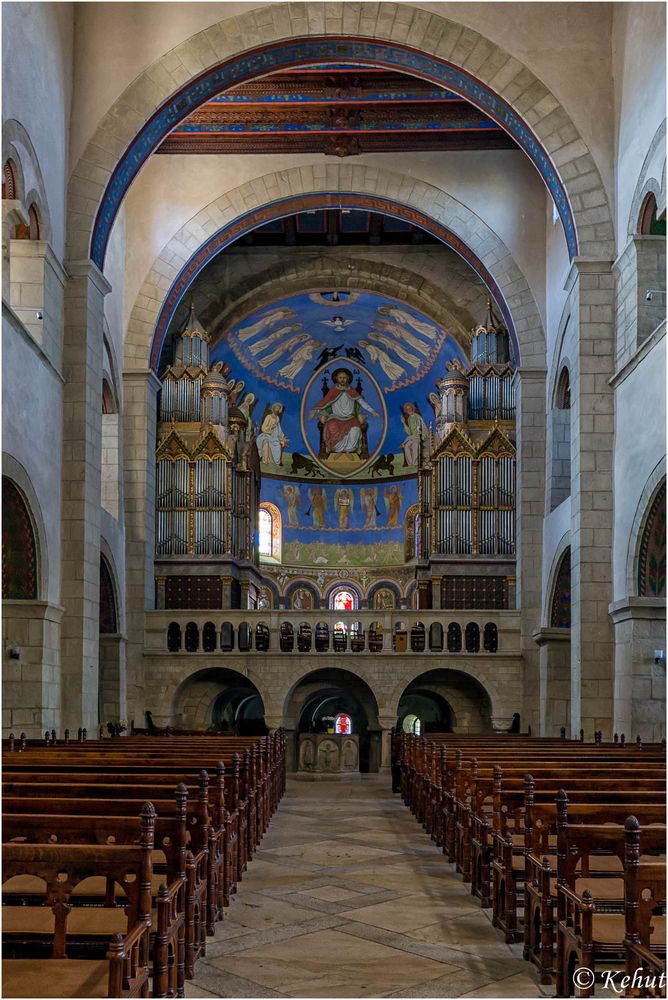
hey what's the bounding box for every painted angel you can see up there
[360,487,379,529]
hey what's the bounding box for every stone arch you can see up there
[68,4,614,268]
[123,169,545,372]
[386,662,509,722]
[169,665,270,729]
[544,532,571,626]
[389,667,499,731]
[178,253,485,354]
[282,663,382,721]
[170,666,266,732]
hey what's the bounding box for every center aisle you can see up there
[187,776,552,999]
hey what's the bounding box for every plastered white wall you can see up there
[2,314,63,604]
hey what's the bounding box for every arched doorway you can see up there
[172,667,266,734]
[397,688,455,735]
[396,669,494,734]
[284,667,380,773]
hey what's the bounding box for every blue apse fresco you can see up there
[209,288,467,566]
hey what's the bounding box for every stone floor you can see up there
[186,776,555,999]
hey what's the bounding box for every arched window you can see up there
[402,714,421,735]
[184,622,199,652]
[550,549,571,627]
[639,193,666,236]
[99,557,117,634]
[3,159,17,200]
[335,713,352,735]
[551,366,571,511]
[483,622,498,653]
[202,622,218,652]
[332,589,355,611]
[167,622,182,652]
[447,622,462,653]
[258,502,281,561]
[333,621,348,652]
[28,204,40,240]
[638,483,666,597]
[2,478,37,599]
[556,367,571,409]
[465,622,480,653]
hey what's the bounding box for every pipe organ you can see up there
[416,299,517,608]
[155,305,262,610]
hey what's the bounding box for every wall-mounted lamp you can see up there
[654,649,665,665]
[8,646,21,660]
[645,289,667,302]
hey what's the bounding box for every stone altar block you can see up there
[297,733,360,780]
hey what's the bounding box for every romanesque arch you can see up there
[123,167,546,372]
[67,4,614,268]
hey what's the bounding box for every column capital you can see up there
[65,258,112,296]
[532,626,571,647]
[564,256,614,291]
[123,368,162,393]
[9,239,68,287]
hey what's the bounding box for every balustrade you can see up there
[145,609,519,656]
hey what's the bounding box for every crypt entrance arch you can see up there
[284,667,381,773]
[172,667,266,734]
[396,669,495,734]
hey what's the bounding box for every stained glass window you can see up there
[638,483,666,597]
[258,508,272,556]
[335,713,352,735]
[333,590,354,611]
[2,478,37,599]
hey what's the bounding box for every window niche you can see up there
[550,366,571,511]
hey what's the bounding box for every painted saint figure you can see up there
[282,484,301,527]
[256,402,287,467]
[384,484,404,527]
[334,487,354,528]
[400,402,427,468]
[360,487,379,529]
[308,487,328,528]
[309,368,378,459]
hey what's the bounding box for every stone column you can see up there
[514,368,547,734]
[431,576,442,610]
[123,369,161,725]
[609,597,666,742]
[60,261,110,733]
[2,600,64,736]
[533,627,571,736]
[377,714,395,773]
[99,633,127,724]
[568,260,615,739]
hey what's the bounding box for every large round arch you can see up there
[395,668,495,733]
[170,666,266,733]
[283,666,381,772]
[68,4,614,267]
[124,167,545,372]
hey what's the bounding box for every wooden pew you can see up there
[555,818,666,997]
[2,804,155,998]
